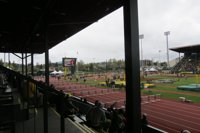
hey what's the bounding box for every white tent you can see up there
[50,70,58,75]
[57,70,64,76]
[149,67,158,72]
[144,67,158,72]
[144,68,150,72]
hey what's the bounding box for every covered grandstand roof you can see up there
[170,44,200,53]
[0,0,122,53]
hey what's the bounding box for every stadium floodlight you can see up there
[164,31,170,68]
[139,34,144,67]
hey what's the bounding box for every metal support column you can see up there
[4,53,6,67]
[60,91,65,133]
[123,0,141,132]
[25,53,28,76]
[31,53,34,76]
[45,51,49,86]
[8,53,10,68]
[44,22,49,133]
[44,41,49,133]
[43,88,48,133]
[22,53,24,75]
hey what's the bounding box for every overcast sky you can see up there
[2,0,200,64]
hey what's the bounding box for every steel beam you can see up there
[31,53,34,76]
[25,53,27,76]
[22,53,24,75]
[44,16,49,133]
[123,0,141,132]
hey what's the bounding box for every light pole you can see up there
[164,31,170,68]
[139,34,144,67]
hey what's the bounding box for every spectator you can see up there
[110,80,115,88]
[141,113,148,132]
[83,98,88,103]
[69,76,72,80]
[26,77,42,106]
[106,102,117,119]
[57,75,61,80]
[141,113,148,125]
[86,100,110,132]
[109,108,126,133]
[181,130,191,133]
[83,77,87,83]
[144,72,147,77]
[106,79,110,87]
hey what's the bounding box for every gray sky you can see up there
[2,0,200,64]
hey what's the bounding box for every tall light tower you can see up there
[139,34,144,67]
[164,31,170,68]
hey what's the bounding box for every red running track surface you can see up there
[142,99,200,133]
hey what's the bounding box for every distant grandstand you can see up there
[170,44,200,73]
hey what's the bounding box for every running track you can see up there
[36,77,200,133]
[142,99,200,133]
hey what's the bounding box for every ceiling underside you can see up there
[170,44,200,53]
[0,0,123,54]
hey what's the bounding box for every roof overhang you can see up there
[0,0,123,54]
[170,44,200,53]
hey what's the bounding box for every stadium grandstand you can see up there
[170,44,200,73]
[0,1,149,133]
[1,1,199,133]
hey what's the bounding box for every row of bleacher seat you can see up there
[0,81,16,132]
[0,66,97,133]
[0,67,46,133]
[171,54,200,73]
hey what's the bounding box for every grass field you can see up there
[142,89,200,103]
[143,74,200,103]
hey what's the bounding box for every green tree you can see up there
[77,60,85,71]
[11,61,18,70]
